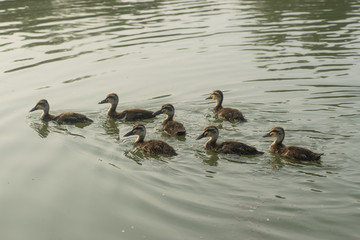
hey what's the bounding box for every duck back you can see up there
[283,146,323,161]
[270,143,322,161]
[137,140,177,156]
[217,141,263,155]
[217,108,246,122]
[121,109,154,121]
[54,112,93,124]
[163,120,186,136]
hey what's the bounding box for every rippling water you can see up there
[1,0,360,239]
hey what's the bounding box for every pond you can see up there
[0,0,359,239]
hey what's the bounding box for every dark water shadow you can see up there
[160,131,187,141]
[266,152,323,169]
[196,150,219,166]
[196,149,259,166]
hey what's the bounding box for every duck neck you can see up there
[135,135,145,144]
[107,102,118,116]
[274,133,284,145]
[41,106,55,121]
[205,137,217,150]
[270,135,286,154]
[163,114,173,125]
[214,98,223,112]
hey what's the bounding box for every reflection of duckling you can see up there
[124,124,177,156]
[98,93,154,121]
[29,99,93,124]
[102,118,120,141]
[206,90,246,122]
[196,125,263,155]
[29,121,50,138]
[153,104,186,136]
[263,126,323,161]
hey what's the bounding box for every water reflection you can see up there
[29,121,50,138]
[197,150,219,166]
[123,149,169,165]
[239,0,360,76]
[267,155,285,170]
[197,149,260,166]
[1,0,163,73]
[160,131,187,141]
[29,120,89,138]
[102,118,120,141]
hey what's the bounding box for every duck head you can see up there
[196,125,219,141]
[98,92,119,105]
[30,99,49,113]
[263,126,285,144]
[153,104,175,118]
[124,123,146,141]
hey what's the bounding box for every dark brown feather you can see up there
[216,107,246,122]
[99,93,154,121]
[198,125,263,156]
[120,109,154,121]
[136,140,177,156]
[30,99,93,124]
[207,90,246,123]
[124,123,177,156]
[54,112,93,124]
[216,141,263,155]
[163,120,186,136]
[264,126,323,161]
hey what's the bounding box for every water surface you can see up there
[1,0,360,239]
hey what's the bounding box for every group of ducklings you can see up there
[29,90,323,161]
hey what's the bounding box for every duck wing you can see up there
[54,112,93,124]
[122,109,154,121]
[217,141,263,155]
[217,108,246,122]
[142,140,177,156]
[284,146,323,161]
[164,121,186,136]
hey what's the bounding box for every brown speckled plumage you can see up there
[124,124,177,156]
[263,126,323,161]
[29,99,93,124]
[196,125,263,155]
[206,90,246,122]
[153,104,186,136]
[99,93,154,121]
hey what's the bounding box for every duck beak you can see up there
[153,109,163,116]
[98,99,108,104]
[196,132,206,140]
[123,129,134,137]
[206,96,212,100]
[262,132,271,138]
[29,105,38,112]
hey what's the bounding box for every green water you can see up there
[1,0,360,239]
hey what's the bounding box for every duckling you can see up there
[98,93,154,121]
[196,125,263,155]
[153,104,186,136]
[206,90,246,122]
[29,99,93,124]
[263,126,323,161]
[124,124,177,156]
